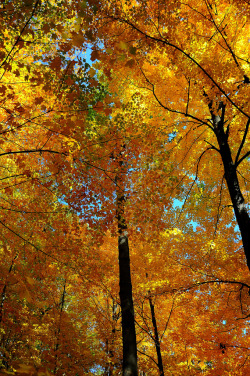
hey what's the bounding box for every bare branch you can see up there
[176,146,216,222]
[213,175,225,237]
[186,78,191,116]
[235,118,250,166]
[137,349,158,366]
[160,296,176,342]
[236,151,250,168]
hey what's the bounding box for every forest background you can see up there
[0,0,250,375]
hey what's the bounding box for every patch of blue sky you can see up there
[90,365,105,375]
[173,198,198,231]
[173,198,183,208]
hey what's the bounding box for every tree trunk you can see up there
[0,256,15,323]
[148,294,164,376]
[54,280,66,374]
[116,151,138,376]
[104,299,119,375]
[211,103,250,271]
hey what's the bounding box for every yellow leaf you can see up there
[26,276,35,285]
[19,288,32,303]
[119,41,128,50]
[88,68,95,78]
[14,364,35,374]
[199,361,207,370]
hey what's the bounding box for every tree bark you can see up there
[0,256,15,323]
[118,233,138,376]
[54,280,66,374]
[104,299,120,375]
[148,294,164,376]
[211,103,250,271]
[116,151,138,376]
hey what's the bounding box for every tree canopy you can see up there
[0,0,250,375]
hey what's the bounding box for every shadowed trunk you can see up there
[0,256,16,324]
[116,148,138,376]
[210,102,250,271]
[148,293,164,376]
[54,280,66,375]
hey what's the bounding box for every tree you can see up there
[115,143,138,376]
[88,0,250,270]
[1,0,250,375]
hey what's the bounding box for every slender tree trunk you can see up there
[0,256,15,323]
[148,293,164,376]
[104,299,120,375]
[54,280,66,374]
[116,151,138,376]
[0,256,16,370]
[118,232,138,376]
[210,102,250,271]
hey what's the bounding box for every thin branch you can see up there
[204,0,239,67]
[0,206,68,214]
[0,148,122,189]
[237,169,250,183]
[0,149,66,158]
[238,354,250,370]
[236,151,250,167]
[0,219,69,266]
[134,317,154,341]
[160,296,176,342]
[235,118,250,166]
[176,279,250,294]
[176,146,215,222]
[204,140,220,153]
[186,78,191,116]
[111,16,250,118]
[213,175,225,237]
[0,0,40,79]
[138,66,210,128]
[137,349,158,366]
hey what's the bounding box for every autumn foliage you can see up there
[0,0,250,375]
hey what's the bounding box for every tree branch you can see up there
[111,16,250,118]
[236,151,250,168]
[235,118,250,166]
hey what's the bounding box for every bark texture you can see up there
[211,102,250,271]
[148,294,164,376]
[116,150,138,376]
[118,233,138,376]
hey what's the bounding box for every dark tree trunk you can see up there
[148,294,164,376]
[0,256,15,323]
[118,233,138,376]
[54,280,66,374]
[104,299,120,375]
[116,151,138,376]
[0,256,16,370]
[211,103,250,271]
